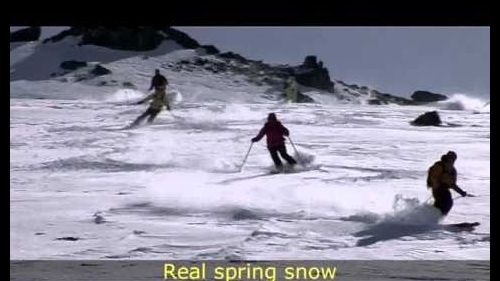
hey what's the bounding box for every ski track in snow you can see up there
[10,99,489,260]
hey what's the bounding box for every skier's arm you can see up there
[137,93,154,104]
[252,125,267,142]
[451,185,467,197]
[281,124,290,137]
[445,167,465,196]
[148,77,155,91]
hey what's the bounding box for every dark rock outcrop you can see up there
[41,27,424,106]
[303,56,318,68]
[292,55,334,91]
[43,27,203,51]
[43,28,80,43]
[410,111,442,126]
[218,52,248,63]
[162,27,200,49]
[200,45,219,54]
[84,27,164,51]
[90,65,111,76]
[371,90,415,105]
[411,90,448,103]
[193,58,208,66]
[44,27,164,51]
[281,89,315,103]
[10,26,41,42]
[296,92,315,103]
[56,237,80,241]
[60,60,87,70]
[368,99,384,105]
[12,26,424,106]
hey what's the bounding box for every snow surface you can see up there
[10,36,183,81]
[10,36,490,260]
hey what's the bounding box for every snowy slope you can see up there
[10,36,183,81]
[10,28,490,260]
[7,28,398,105]
[10,99,490,259]
[10,30,285,104]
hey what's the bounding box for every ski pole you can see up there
[288,136,307,166]
[287,136,300,155]
[455,193,476,200]
[427,193,475,203]
[239,142,254,171]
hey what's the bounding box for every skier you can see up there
[130,69,171,127]
[251,113,297,172]
[284,76,299,102]
[148,69,168,92]
[427,151,468,215]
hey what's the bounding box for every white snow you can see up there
[10,36,184,81]
[10,35,490,260]
[437,93,491,112]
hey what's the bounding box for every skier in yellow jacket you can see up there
[284,76,299,102]
[427,151,468,215]
[130,69,171,127]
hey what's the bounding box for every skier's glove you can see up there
[251,138,257,142]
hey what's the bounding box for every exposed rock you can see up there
[10,26,41,42]
[282,77,315,103]
[296,93,315,103]
[292,55,334,91]
[371,90,415,105]
[218,52,248,63]
[43,28,82,43]
[162,27,200,49]
[201,45,220,54]
[232,209,260,220]
[193,58,208,66]
[38,28,430,106]
[74,75,87,82]
[262,77,275,84]
[60,60,87,70]
[303,55,318,68]
[93,212,105,224]
[411,90,448,103]
[368,99,384,105]
[43,26,202,51]
[90,65,111,76]
[410,111,442,126]
[56,237,80,241]
[122,81,136,88]
[46,27,163,51]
